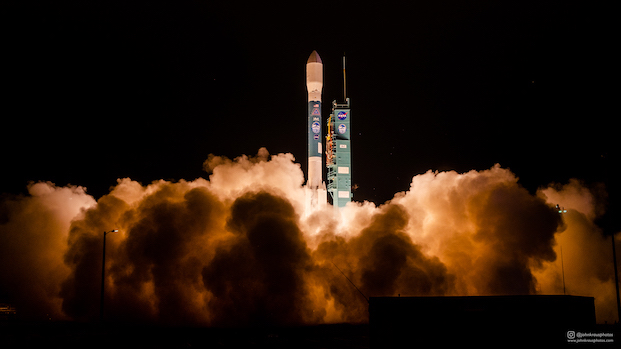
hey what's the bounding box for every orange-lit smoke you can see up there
[0,149,618,324]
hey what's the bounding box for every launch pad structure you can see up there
[369,295,605,348]
[326,98,352,208]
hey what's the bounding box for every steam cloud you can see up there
[0,148,618,324]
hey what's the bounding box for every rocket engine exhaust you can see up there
[1,156,617,325]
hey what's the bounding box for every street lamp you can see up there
[100,229,118,322]
[557,205,567,295]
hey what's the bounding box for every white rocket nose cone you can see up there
[306,51,323,101]
[307,50,322,64]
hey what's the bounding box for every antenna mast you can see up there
[342,55,347,101]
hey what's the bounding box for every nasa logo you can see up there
[312,122,321,134]
[337,111,347,120]
[338,124,347,134]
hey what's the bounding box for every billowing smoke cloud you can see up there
[0,183,96,320]
[536,180,619,323]
[390,166,562,296]
[202,191,317,326]
[0,149,618,324]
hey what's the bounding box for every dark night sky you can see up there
[2,1,616,229]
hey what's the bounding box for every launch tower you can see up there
[326,56,352,208]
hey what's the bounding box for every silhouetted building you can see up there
[370,295,597,348]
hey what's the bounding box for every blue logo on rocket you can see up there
[312,122,321,134]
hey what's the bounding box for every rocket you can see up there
[307,50,323,189]
[306,50,326,208]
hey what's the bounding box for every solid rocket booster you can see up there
[306,50,323,190]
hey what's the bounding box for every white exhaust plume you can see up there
[0,149,617,324]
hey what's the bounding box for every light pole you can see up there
[100,229,118,322]
[557,205,567,295]
[612,233,620,323]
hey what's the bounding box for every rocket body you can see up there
[306,51,323,191]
